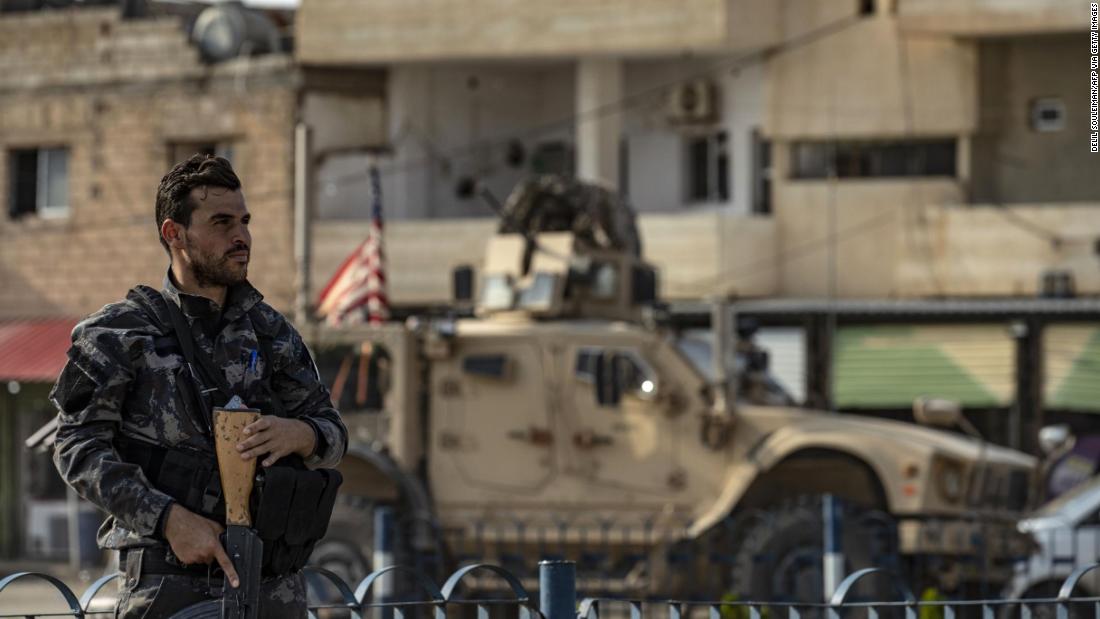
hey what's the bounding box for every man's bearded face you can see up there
[184,229,248,287]
[179,187,251,289]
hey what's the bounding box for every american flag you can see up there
[315,164,389,326]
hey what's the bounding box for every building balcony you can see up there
[295,0,861,65]
[898,0,1085,37]
[310,199,1100,309]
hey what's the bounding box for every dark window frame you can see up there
[7,146,70,220]
[685,130,730,203]
[789,138,957,180]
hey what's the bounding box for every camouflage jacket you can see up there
[50,273,347,549]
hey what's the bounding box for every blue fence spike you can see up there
[77,572,118,614]
[5,560,1100,619]
[829,567,916,605]
[304,566,364,619]
[577,598,600,619]
[1058,562,1100,600]
[0,571,84,618]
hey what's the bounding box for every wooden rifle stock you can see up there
[214,408,263,619]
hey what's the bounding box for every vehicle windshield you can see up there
[1034,474,1100,520]
[673,330,795,406]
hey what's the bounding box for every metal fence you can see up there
[3,561,1100,619]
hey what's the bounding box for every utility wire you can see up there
[679,211,898,297]
[319,11,867,188]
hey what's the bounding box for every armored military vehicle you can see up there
[311,176,1036,600]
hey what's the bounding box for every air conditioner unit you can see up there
[667,80,719,125]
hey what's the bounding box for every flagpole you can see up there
[294,122,312,327]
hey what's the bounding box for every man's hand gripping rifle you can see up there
[214,405,264,619]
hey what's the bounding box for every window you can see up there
[591,262,618,300]
[790,139,956,179]
[685,131,729,202]
[8,147,69,220]
[518,273,558,310]
[167,141,233,168]
[751,127,772,215]
[575,347,657,402]
[479,274,515,311]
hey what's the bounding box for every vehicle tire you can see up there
[1000,581,1090,619]
[728,496,898,604]
[308,503,375,605]
[310,532,372,586]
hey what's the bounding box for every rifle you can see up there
[213,406,264,619]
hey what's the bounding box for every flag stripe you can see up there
[316,163,389,326]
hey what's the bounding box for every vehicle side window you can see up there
[575,347,657,403]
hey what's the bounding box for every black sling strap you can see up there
[129,285,285,416]
[158,292,236,402]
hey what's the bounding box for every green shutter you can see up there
[834,325,1014,408]
[1045,325,1100,412]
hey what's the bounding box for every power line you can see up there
[319,11,867,188]
[679,210,898,298]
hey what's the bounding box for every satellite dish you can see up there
[191,1,281,63]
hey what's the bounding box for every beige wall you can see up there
[765,15,977,139]
[894,204,1100,297]
[773,178,964,297]
[298,0,731,64]
[296,0,870,65]
[316,196,1100,305]
[970,35,1099,204]
[0,9,300,320]
[899,0,1087,36]
[311,212,779,306]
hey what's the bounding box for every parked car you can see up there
[1006,473,1100,599]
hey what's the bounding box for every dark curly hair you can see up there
[155,154,241,253]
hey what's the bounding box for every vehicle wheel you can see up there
[308,508,374,605]
[1000,581,1090,619]
[310,532,372,586]
[728,496,898,604]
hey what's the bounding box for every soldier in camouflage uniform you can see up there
[50,155,347,618]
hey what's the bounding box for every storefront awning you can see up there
[0,318,78,383]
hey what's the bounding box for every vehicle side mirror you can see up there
[453,264,475,303]
[1038,424,1072,455]
[593,352,622,407]
[631,265,658,305]
[913,397,962,428]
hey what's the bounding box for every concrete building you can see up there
[297,0,1100,305]
[0,3,307,561]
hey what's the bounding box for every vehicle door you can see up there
[565,337,680,495]
[429,336,556,496]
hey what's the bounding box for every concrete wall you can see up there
[310,212,779,305]
[297,0,866,65]
[315,199,1100,305]
[898,0,1086,36]
[327,57,766,222]
[765,14,977,139]
[970,34,1100,204]
[894,203,1100,297]
[298,0,731,64]
[0,8,300,319]
[773,178,964,297]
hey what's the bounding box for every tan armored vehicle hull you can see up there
[312,177,1036,599]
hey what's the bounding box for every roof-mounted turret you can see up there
[476,176,658,322]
